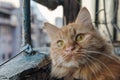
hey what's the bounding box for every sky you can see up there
[35,1,63,24]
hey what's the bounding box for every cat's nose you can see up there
[65,46,75,52]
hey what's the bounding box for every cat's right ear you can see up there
[44,22,59,38]
[75,7,92,25]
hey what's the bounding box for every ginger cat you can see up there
[44,7,120,80]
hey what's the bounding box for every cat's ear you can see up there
[75,7,92,25]
[44,22,59,38]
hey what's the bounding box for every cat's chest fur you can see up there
[51,57,120,80]
[51,65,93,80]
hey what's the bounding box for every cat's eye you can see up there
[75,34,85,41]
[57,40,64,47]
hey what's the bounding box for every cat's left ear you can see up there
[75,7,92,26]
[44,22,59,38]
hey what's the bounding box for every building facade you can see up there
[0,2,18,62]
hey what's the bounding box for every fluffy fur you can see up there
[44,7,120,80]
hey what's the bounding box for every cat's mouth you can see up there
[66,52,78,58]
[66,53,75,57]
[65,50,84,58]
[62,51,87,67]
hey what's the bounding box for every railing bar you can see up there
[22,0,31,46]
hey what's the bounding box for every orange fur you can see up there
[44,7,120,80]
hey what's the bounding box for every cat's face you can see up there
[44,8,108,68]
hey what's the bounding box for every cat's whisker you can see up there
[87,55,115,79]
[55,56,66,66]
[52,52,67,66]
[54,53,76,67]
[78,54,98,80]
[84,50,120,64]
[85,58,98,80]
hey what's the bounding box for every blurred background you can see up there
[0,0,63,64]
[0,0,120,65]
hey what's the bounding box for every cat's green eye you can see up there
[57,40,64,47]
[76,34,85,41]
